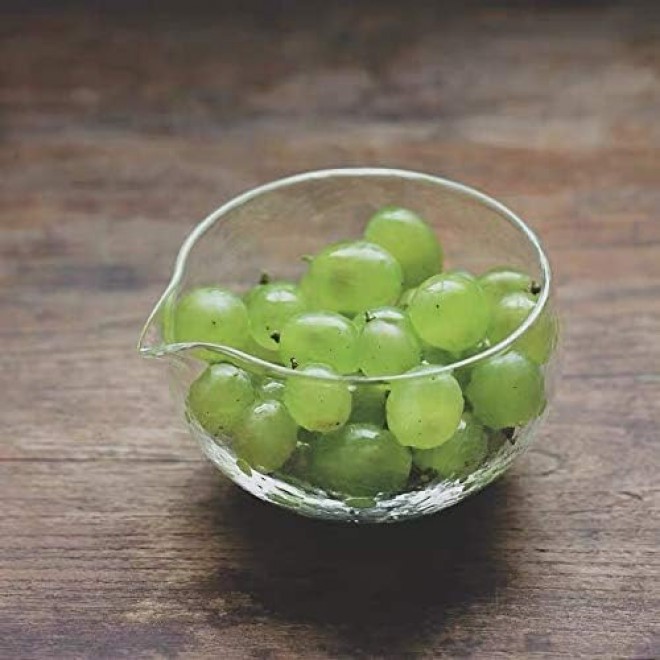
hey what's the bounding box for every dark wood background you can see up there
[1,1,659,657]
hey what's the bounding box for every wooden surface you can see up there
[1,1,659,657]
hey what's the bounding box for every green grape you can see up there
[304,240,403,315]
[247,281,307,350]
[279,311,359,374]
[413,413,488,479]
[487,292,556,364]
[173,287,249,361]
[353,305,415,331]
[466,351,545,429]
[349,384,387,426]
[243,334,282,364]
[365,206,442,287]
[421,342,454,365]
[187,363,255,435]
[257,377,286,401]
[353,307,422,376]
[283,364,352,432]
[298,272,320,310]
[452,339,491,389]
[357,317,421,376]
[479,267,535,304]
[386,368,464,448]
[398,287,417,309]
[233,399,298,473]
[306,423,412,497]
[409,273,490,352]
[243,284,265,307]
[243,272,273,303]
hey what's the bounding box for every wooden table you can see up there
[2,2,659,657]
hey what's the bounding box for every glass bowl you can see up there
[138,168,558,523]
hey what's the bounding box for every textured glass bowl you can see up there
[138,168,558,523]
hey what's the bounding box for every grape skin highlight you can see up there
[257,377,286,401]
[353,305,411,331]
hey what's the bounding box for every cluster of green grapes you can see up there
[165,206,557,500]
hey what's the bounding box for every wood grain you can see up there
[1,1,659,658]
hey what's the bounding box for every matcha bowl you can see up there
[138,168,559,522]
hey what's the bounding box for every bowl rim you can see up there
[138,167,552,384]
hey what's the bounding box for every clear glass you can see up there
[138,168,559,523]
